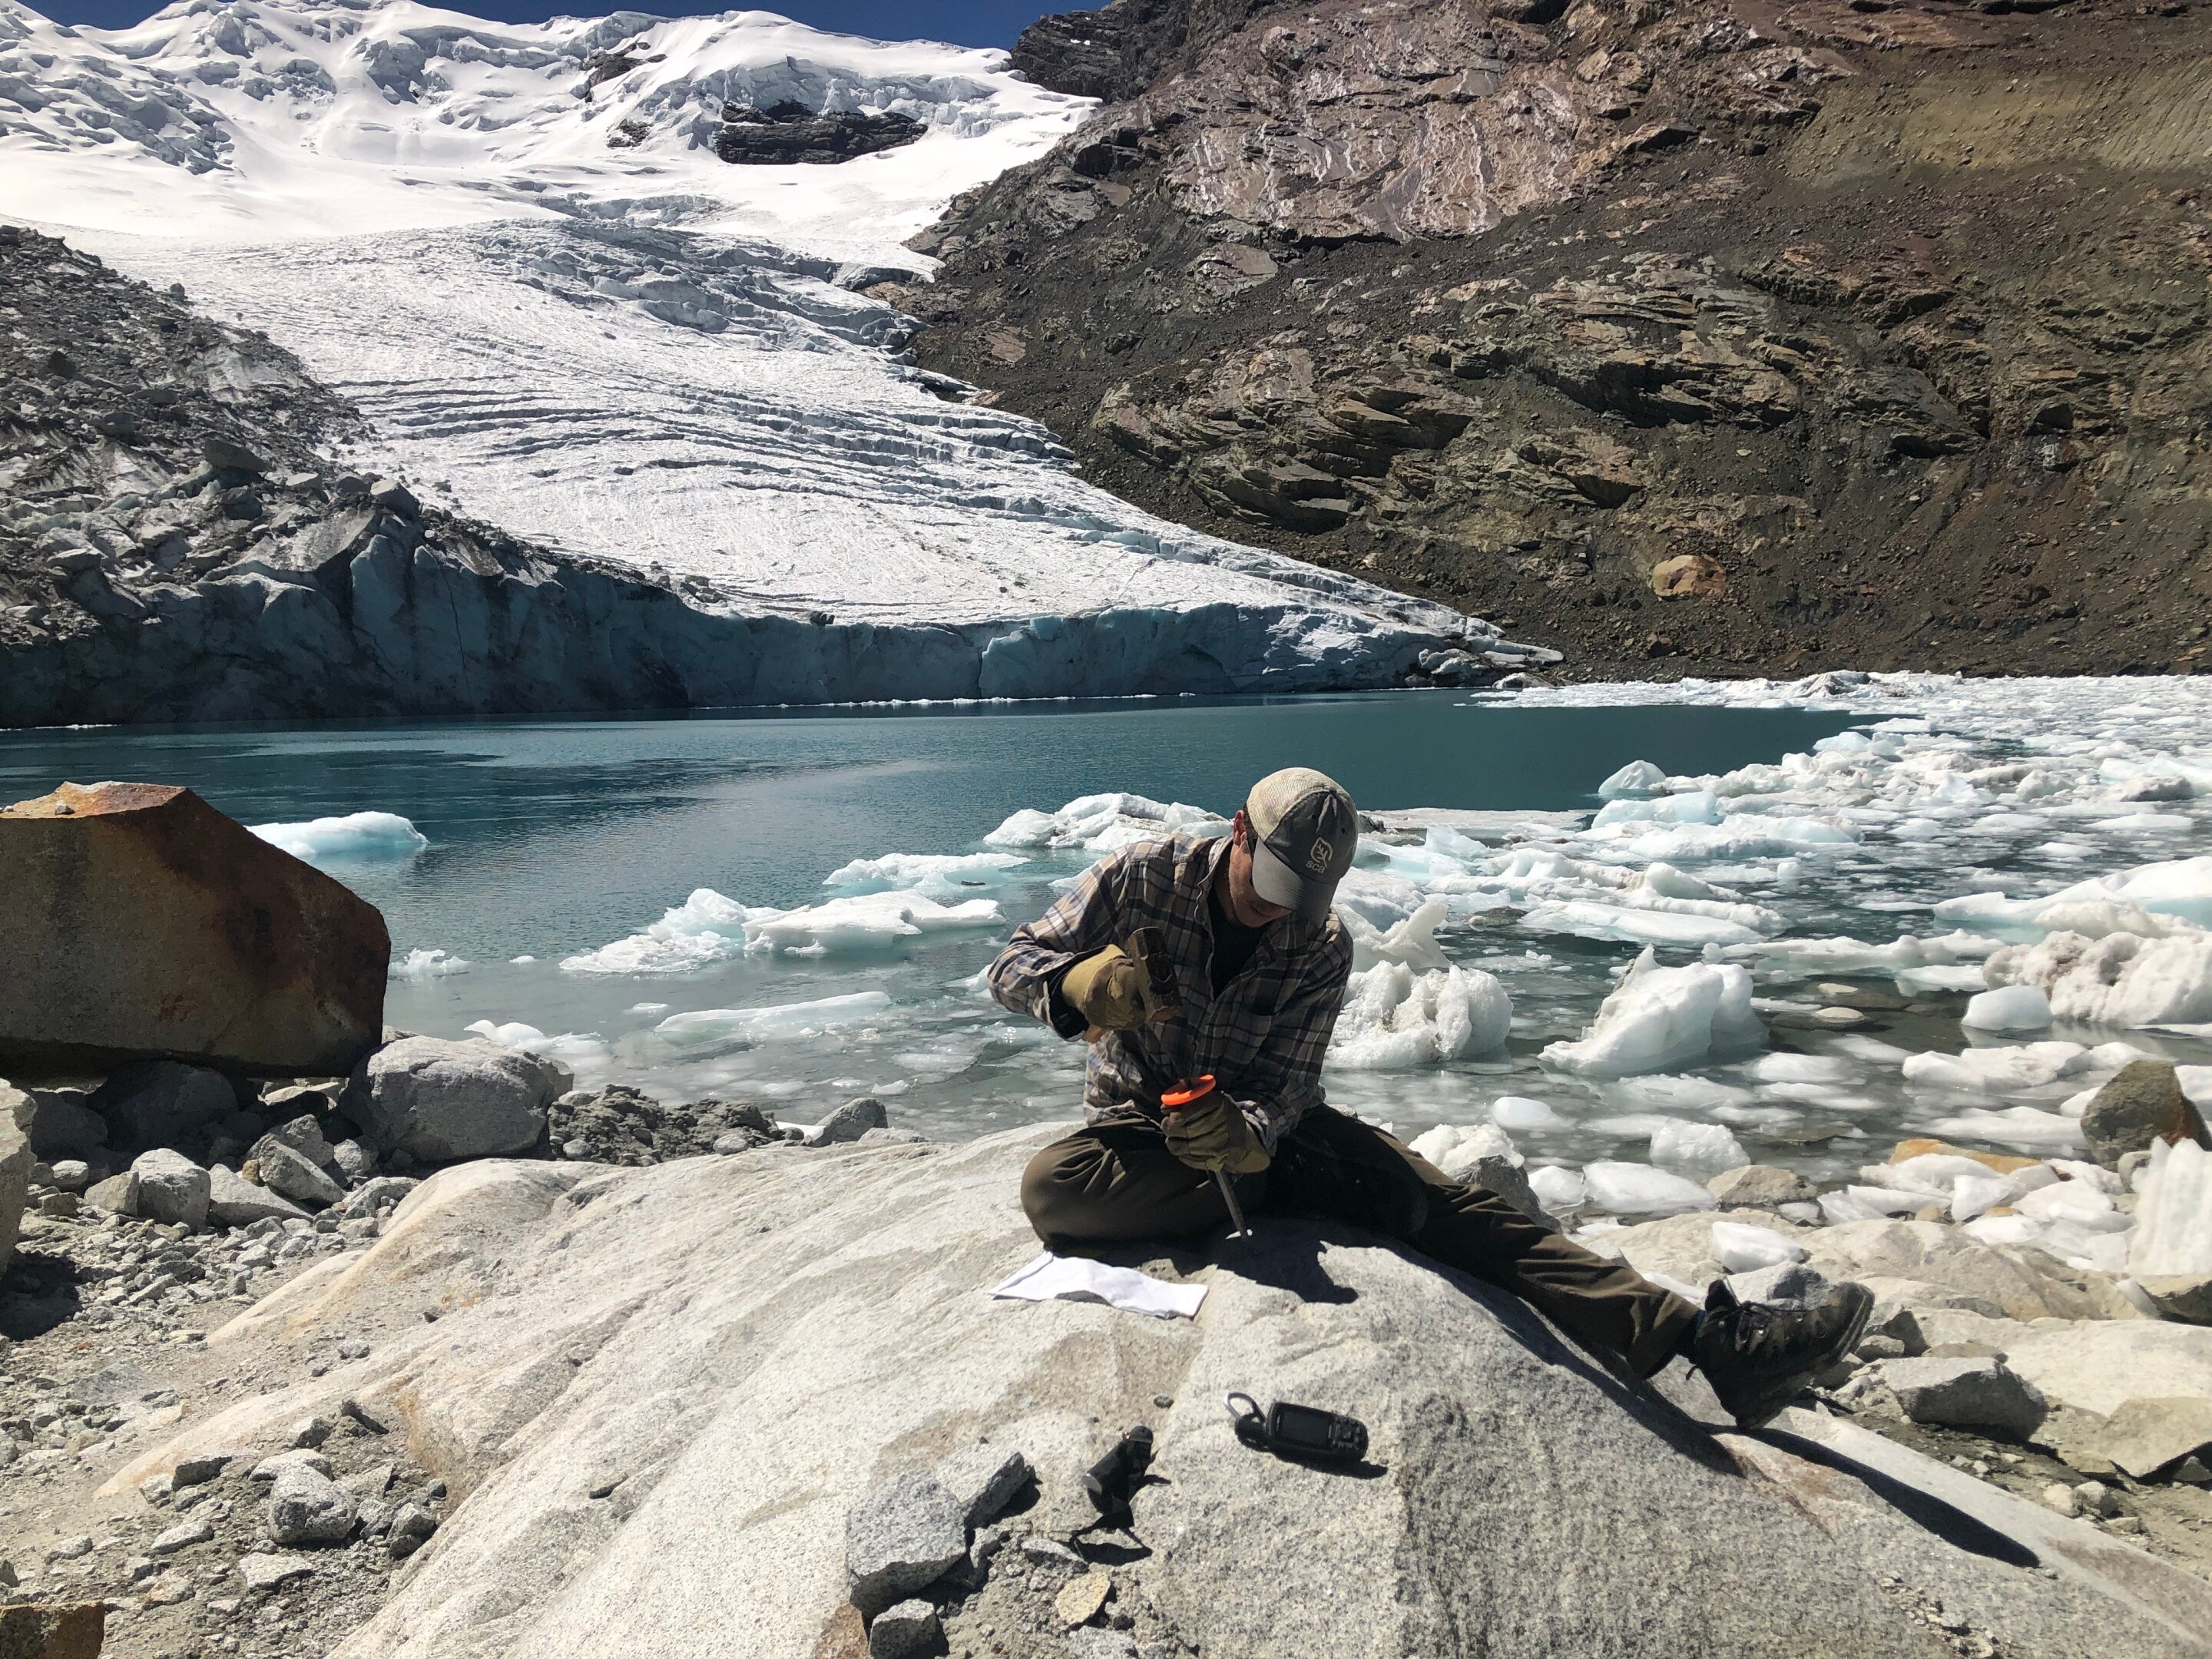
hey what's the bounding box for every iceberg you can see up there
[1541,949,1766,1078]
[390,947,470,980]
[1581,1161,1717,1217]
[1982,929,2212,1028]
[251,810,427,866]
[654,992,896,1046]
[1328,963,1512,1070]
[984,794,1230,853]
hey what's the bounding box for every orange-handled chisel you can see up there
[1161,1073,1253,1240]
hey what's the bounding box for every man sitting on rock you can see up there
[988,767,1872,1429]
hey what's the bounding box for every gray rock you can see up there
[868,1599,939,1659]
[131,1147,210,1229]
[710,1131,759,1155]
[253,1449,334,1482]
[207,1164,310,1228]
[5,1079,107,1157]
[237,1552,316,1591]
[202,433,270,474]
[150,1517,214,1555]
[1065,1633,1139,1659]
[856,1127,929,1147]
[1881,1356,2048,1437]
[815,1096,889,1145]
[291,1416,333,1449]
[332,1138,376,1180]
[386,1502,437,1558]
[0,1116,28,1275]
[257,1140,343,1209]
[262,1081,343,1118]
[2098,1396,2212,1481]
[1724,1261,1831,1308]
[1466,1152,1556,1230]
[173,1452,233,1488]
[2080,1061,2210,1170]
[846,1470,966,1617]
[337,1174,420,1218]
[269,1462,357,1545]
[2137,1276,2212,1324]
[349,1037,566,1162]
[1706,1165,1817,1208]
[84,1169,141,1215]
[254,1113,336,1169]
[48,1157,91,1192]
[94,1061,238,1151]
[937,1442,1031,1530]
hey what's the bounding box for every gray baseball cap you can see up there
[1245,767,1358,923]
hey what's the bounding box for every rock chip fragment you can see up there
[846,1471,966,1617]
[867,1598,939,1659]
[236,1552,316,1592]
[937,1442,1031,1530]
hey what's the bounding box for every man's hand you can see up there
[1063,945,1146,1034]
[1164,1094,1270,1174]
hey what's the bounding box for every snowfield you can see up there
[0,0,1509,688]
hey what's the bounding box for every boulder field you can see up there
[97,1126,2212,1659]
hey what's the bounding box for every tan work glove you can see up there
[1164,1094,1271,1175]
[1063,944,1145,1036]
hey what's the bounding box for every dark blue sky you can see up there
[36,2,1062,48]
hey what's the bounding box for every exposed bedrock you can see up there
[910,0,2212,680]
[0,224,1464,726]
[105,1128,2212,1659]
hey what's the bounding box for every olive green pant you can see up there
[1021,1104,1700,1378]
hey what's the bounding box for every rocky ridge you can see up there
[902,0,2212,681]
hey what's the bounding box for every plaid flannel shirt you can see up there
[988,833,1354,1153]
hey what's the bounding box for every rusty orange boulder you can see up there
[0,782,388,1076]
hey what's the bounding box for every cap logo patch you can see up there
[1304,840,1333,874]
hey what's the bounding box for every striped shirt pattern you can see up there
[987,833,1356,1152]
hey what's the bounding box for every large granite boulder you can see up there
[0,783,389,1075]
[104,1128,2212,1659]
[90,1060,236,1151]
[0,1115,31,1276]
[347,1037,566,1163]
[2080,1061,2211,1171]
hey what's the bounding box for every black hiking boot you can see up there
[1690,1277,1874,1429]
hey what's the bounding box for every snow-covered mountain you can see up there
[0,1,1523,704]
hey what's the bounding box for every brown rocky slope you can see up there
[900,0,2212,682]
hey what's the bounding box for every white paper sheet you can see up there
[989,1252,1207,1320]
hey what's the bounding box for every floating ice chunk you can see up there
[1651,1120,1749,1176]
[390,947,469,980]
[1723,929,1997,978]
[1818,1185,1929,1224]
[1915,1105,2085,1152]
[654,991,895,1046]
[1949,1172,2019,1223]
[2014,1178,2130,1233]
[1961,984,2052,1033]
[464,1019,611,1076]
[1542,948,1765,1078]
[1902,1041,2090,1094]
[823,852,1028,899]
[1490,1094,1565,1131]
[1406,1125,1461,1165]
[1581,1161,1717,1216]
[1517,900,1764,949]
[1589,790,1721,829]
[1328,963,1512,1069]
[1528,1164,1586,1214]
[1432,1123,1522,1184]
[1737,1051,1857,1085]
[1602,1075,1757,1114]
[1343,897,1452,972]
[561,889,758,975]
[1932,854,2212,939]
[2131,1137,2212,1283]
[742,891,1004,956]
[251,810,426,865]
[1982,929,2212,1027]
[1598,760,1667,800]
[1894,964,1994,995]
[465,1018,545,1046]
[984,793,1228,853]
[1710,1220,1807,1273]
